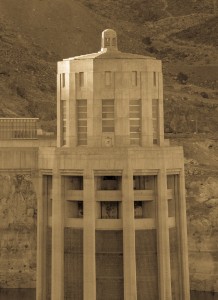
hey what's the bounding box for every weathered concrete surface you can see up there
[0,174,36,288]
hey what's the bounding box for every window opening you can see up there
[66,201,83,218]
[152,99,159,144]
[61,100,67,146]
[105,37,110,46]
[132,71,137,86]
[134,200,155,218]
[102,99,114,132]
[129,99,141,145]
[79,72,84,87]
[62,73,65,88]
[153,72,157,87]
[101,201,119,219]
[77,100,87,145]
[105,71,112,86]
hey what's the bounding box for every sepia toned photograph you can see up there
[0,0,218,299]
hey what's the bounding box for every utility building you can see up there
[35,29,190,300]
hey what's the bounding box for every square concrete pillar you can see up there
[178,170,190,300]
[122,170,137,300]
[157,169,172,300]
[36,174,47,300]
[83,170,96,300]
[51,173,64,300]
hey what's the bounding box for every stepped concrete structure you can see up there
[0,29,190,300]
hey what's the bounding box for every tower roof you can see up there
[64,29,155,61]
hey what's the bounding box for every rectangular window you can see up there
[102,99,114,132]
[131,71,137,86]
[133,175,156,190]
[61,100,67,146]
[129,99,141,145]
[105,37,110,46]
[62,73,65,88]
[152,99,159,144]
[66,201,83,218]
[105,71,111,86]
[101,201,119,219]
[96,176,121,190]
[79,72,84,87]
[69,176,83,190]
[167,175,178,218]
[134,200,155,218]
[153,72,157,87]
[76,100,87,145]
[133,175,157,219]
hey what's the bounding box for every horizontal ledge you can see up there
[66,190,83,200]
[133,169,159,175]
[134,190,155,200]
[65,218,83,228]
[59,170,84,175]
[48,217,175,229]
[135,218,156,230]
[96,190,122,201]
[96,277,123,280]
[96,219,122,230]
[94,170,123,176]
[96,252,123,254]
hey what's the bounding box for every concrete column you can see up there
[83,170,96,300]
[68,72,77,147]
[122,170,137,300]
[141,71,152,146]
[51,173,64,300]
[157,169,172,300]
[158,72,164,146]
[178,170,190,300]
[36,173,47,300]
[57,74,61,147]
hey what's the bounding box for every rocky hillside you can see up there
[78,0,218,22]
[173,15,218,46]
[0,0,218,292]
[171,137,218,291]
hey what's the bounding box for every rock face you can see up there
[186,176,218,292]
[0,174,36,288]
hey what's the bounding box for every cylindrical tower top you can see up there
[101,29,118,52]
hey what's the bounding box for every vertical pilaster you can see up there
[157,169,172,300]
[57,73,61,147]
[51,172,64,300]
[158,72,164,146]
[122,170,137,300]
[141,71,152,146]
[69,72,77,147]
[36,173,47,300]
[83,170,96,300]
[178,169,190,300]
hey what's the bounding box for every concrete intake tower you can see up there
[36,29,190,300]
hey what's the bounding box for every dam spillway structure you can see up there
[36,29,190,300]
